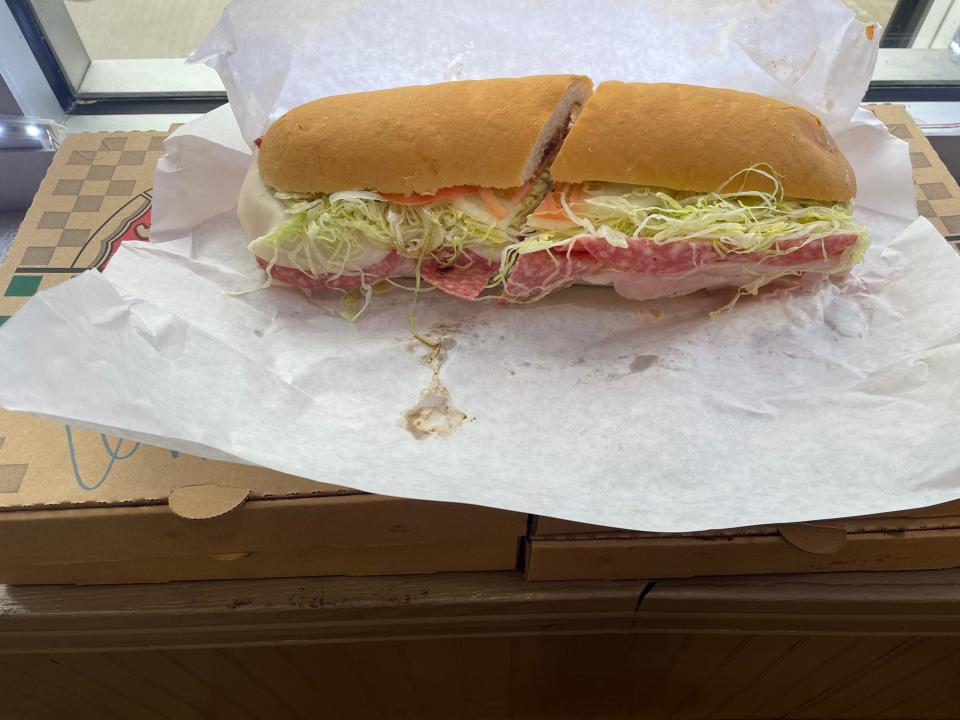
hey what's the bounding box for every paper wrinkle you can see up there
[731,2,875,126]
[3,0,960,531]
[104,239,344,397]
[150,104,251,243]
[841,109,917,218]
[189,1,298,145]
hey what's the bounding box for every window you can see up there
[5,0,960,115]
[6,0,227,113]
[850,0,960,98]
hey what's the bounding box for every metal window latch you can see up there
[0,116,65,211]
[0,115,64,151]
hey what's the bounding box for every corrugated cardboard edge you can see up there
[0,488,364,514]
[532,499,960,538]
[169,484,250,520]
[524,529,960,581]
[777,523,848,554]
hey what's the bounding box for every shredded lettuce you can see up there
[521,166,867,257]
[258,177,551,278]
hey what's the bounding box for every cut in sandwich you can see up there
[510,81,868,305]
[237,75,592,303]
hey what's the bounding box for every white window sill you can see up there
[78,59,223,95]
[62,113,203,134]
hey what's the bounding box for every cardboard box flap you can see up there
[169,484,250,519]
[777,523,848,555]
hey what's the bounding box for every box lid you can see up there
[0,129,354,514]
[0,408,351,512]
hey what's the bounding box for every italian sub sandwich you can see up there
[238,77,868,308]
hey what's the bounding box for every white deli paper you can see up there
[2,0,959,532]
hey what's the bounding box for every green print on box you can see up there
[4,276,41,297]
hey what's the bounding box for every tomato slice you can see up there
[533,193,564,219]
[380,185,479,205]
[532,183,587,219]
[532,209,572,220]
[478,187,508,219]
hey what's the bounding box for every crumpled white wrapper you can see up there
[2,0,958,532]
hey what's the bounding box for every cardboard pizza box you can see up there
[0,129,524,584]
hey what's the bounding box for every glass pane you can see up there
[843,0,898,25]
[64,0,229,59]
[23,0,960,101]
[843,0,960,84]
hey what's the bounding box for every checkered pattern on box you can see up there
[0,130,167,319]
[866,104,960,253]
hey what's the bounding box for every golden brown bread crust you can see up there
[259,75,592,195]
[551,82,856,202]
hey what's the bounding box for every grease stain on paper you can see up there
[629,354,658,373]
[403,327,469,439]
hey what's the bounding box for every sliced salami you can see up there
[257,251,405,290]
[503,249,601,302]
[578,236,721,273]
[420,251,499,300]
[578,233,857,273]
[740,233,859,267]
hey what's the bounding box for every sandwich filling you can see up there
[507,167,868,303]
[244,163,550,301]
[243,165,867,311]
